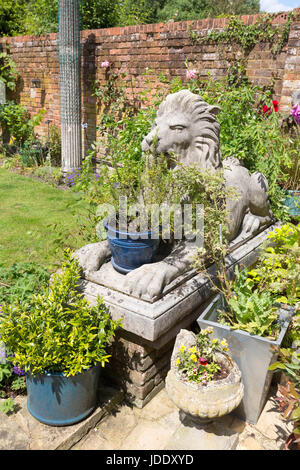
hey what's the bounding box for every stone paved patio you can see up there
[0,379,292,451]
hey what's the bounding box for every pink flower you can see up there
[101,60,110,68]
[198,357,208,366]
[291,104,300,124]
[186,69,197,80]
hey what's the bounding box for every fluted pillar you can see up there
[58,0,82,173]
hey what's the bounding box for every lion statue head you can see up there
[142,89,222,170]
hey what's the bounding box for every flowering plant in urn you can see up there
[175,328,230,385]
[165,328,244,421]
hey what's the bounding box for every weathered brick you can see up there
[0,8,298,139]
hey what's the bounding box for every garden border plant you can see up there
[0,249,122,423]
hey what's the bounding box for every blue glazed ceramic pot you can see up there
[26,364,101,426]
[105,222,160,274]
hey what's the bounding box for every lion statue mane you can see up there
[142,89,273,242]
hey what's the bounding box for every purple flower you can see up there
[13,365,25,376]
[66,170,81,187]
[291,104,300,124]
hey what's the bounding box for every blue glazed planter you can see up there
[283,190,300,217]
[105,222,160,274]
[26,364,101,427]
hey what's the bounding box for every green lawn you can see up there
[0,168,90,270]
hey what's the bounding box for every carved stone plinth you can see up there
[79,223,281,407]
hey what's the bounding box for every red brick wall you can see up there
[1,8,300,148]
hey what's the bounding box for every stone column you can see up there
[58,0,82,173]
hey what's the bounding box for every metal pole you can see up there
[58,0,82,173]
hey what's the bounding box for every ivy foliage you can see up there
[189,13,296,56]
[0,51,19,91]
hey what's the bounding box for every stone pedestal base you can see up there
[80,223,281,407]
[103,330,175,408]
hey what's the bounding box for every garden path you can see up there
[0,381,292,451]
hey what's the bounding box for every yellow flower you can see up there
[175,358,180,366]
[9,136,16,145]
[204,327,213,335]
[188,346,197,354]
[221,339,228,347]
[179,345,186,353]
[212,338,219,344]
[190,354,198,363]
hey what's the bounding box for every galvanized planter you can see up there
[197,294,294,424]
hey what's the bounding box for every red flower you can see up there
[262,101,279,115]
[198,357,208,366]
[272,100,279,112]
[263,105,271,115]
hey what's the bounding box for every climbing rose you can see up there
[291,104,300,124]
[262,105,271,115]
[272,100,279,112]
[263,101,279,115]
[186,69,197,80]
[101,60,110,68]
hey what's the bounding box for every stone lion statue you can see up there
[75,89,273,299]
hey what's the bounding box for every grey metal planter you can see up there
[197,294,294,424]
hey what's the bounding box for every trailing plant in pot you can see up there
[0,250,122,426]
[194,223,297,424]
[269,347,300,450]
[165,327,244,422]
[73,146,233,275]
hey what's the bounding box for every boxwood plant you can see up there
[0,250,122,377]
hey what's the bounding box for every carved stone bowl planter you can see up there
[165,329,244,422]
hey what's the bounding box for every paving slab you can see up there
[0,383,124,450]
[0,382,291,451]
[164,420,239,450]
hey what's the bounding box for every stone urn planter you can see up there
[165,329,244,422]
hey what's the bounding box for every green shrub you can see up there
[247,223,300,305]
[0,251,122,377]
[0,102,45,148]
